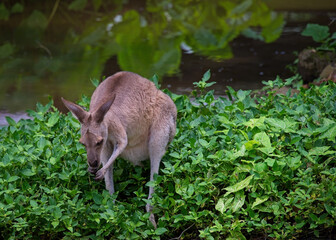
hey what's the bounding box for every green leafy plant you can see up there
[1,69,336,239]
[301,23,336,51]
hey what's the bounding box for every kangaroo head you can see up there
[61,96,115,174]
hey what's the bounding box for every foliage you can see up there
[0,0,284,91]
[1,71,336,239]
[301,23,336,51]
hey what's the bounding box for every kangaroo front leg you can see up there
[104,164,115,194]
[99,144,115,194]
[95,140,127,180]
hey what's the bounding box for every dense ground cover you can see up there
[1,70,336,239]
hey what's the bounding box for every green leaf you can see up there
[0,43,14,59]
[155,227,168,235]
[262,14,284,43]
[320,124,336,141]
[243,116,266,129]
[22,168,36,177]
[309,146,335,156]
[245,140,259,150]
[150,74,161,89]
[286,156,301,170]
[47,112,60,127]
[68,0,88,11]
[225,175,254,194]
[302,23,330,42]
[265,158,275,167]
[146,181,156,187]
[169,152,180,158]
[8,176,19,182]
[11,3,24,13]
[92,193,103,204]
[91,79,100,88]
[252,196,269,209]
[30,200,38,208]
[202,70,211,82]
[25,10,48,30]
[216,197,234,214]
[231,0,252,15]
[199,139,209,147]
[53,207,62,219]
[231,191,245,212]
[52,221,59,228]
[5,116,16,126]
[0,3,10,20]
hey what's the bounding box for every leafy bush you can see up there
[302,23,336,51]
[1,72,336,239]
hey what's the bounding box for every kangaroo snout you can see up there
[88,166,98,174]
[89,159,99,168]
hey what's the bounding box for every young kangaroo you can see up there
[61,71,177,227]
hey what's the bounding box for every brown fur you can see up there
[62,71,177,227]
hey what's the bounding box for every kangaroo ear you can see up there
[61,97,88,124]
[94,95,116,123]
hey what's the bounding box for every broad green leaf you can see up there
[302,23,330,42]
[265,118,296,133]
[92,193,103,204]
[169,152,180,158]
[229,145,246,160]
[11,3,24,13]
[25,10,48,30]
[231,0,252,15]
[68,0,88,11]
[46,112,60,127]
[8,176,19,182]
[50,157,57,165]
[309,146,335,156]
[286,156,301,170]
[252,196,269,209]
[22,168,36,176]
[30,200,38,208]
[215,197,234,214]
[243,116,266,129]
[52,221,59,228]
[146,181,156,187]
[265,158,275,167]
[225,175,253,194]
[0,43,14,59]
[231,191,245,212]
[0,3,9,20]
[155,227,168,235]
[202,70,211,82]
[245,140,259,150]
[90,78,100,88]
[253,132,271,148]
[53,206,62,219]
[262,14,284,43]
[199,139,209,147]
[5,116,16,126]
[320,124,336,141]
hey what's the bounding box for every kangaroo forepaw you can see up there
[95,168,106,181]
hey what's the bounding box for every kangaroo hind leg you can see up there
[147,120,172,227]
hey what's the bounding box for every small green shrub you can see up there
[1,72,336,239]
[302,23,336,51]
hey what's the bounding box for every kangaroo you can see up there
[61,71,177,227]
